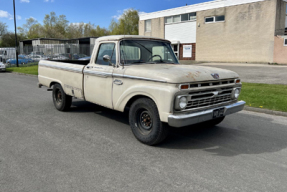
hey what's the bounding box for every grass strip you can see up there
[6,64,38,75]
[239,82,287,112]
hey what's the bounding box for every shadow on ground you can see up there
[70,100,287,157]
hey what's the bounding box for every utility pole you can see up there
[13,0,19,67]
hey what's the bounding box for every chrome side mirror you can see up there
[103,55,115,67]
[103,55,110,62]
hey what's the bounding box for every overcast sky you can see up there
[0,0,210,31]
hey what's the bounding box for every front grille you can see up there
[185,87,234,110]
[189,79,235,88]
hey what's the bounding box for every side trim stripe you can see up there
[40,63,83,73]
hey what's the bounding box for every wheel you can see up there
[52,84,72,111]
[129,98,169,145]
[204,116,225,127]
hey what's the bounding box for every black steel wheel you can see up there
[52,83,72,111]
[129,98,169,145]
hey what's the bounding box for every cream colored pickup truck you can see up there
[38,35,245,145]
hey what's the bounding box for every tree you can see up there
[0,32,26,47]
[18,17,43,39]
[66,22,109,38]
[43,12,69,38]
[109,9,139,35]
[0,21,7,37]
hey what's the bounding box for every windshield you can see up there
[120,40,179,65]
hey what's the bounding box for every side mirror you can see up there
[103,55,115,67]
[103,55,111,62]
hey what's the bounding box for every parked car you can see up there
[38,35,245,145]
[28,52,44,57]
[6,55,34,65]
[49,54,69,60]
[0,62,6,72]
[73,53,88,60]
[78,56,91,60]
[29,55,50,61]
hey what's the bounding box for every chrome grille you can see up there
[185,87,234,110]
[189,79,235,88]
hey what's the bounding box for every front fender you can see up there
[114,83,178,122]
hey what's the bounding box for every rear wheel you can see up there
[52,84,72,111]
[129,98,169,145]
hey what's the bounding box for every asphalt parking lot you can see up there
[196,63,287,84]
[1,73,287,192]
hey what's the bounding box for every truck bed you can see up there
[38,60,86,99]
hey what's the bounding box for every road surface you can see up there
[1,73,287,192]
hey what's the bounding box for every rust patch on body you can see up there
[185,71,201,81]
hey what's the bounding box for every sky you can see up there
[0,0,210,32]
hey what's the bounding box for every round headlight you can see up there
[179,96,187,109]
[233,88,240,99]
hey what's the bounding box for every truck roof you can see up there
[96,35,170,42]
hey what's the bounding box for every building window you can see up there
[205,15,225,23]
[205,17,214,23]
[145,20,151,32]
[189,12,196,20]
[173,15,181,23]
[165,12,196,24]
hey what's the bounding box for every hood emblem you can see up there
[211,73,220,79]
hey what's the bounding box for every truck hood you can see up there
[124,64,239,83]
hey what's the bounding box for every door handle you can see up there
[113,79,123,85]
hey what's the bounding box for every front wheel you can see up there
[52,84,72,111]
[129,98,169,145]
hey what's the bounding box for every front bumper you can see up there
[168,101,246,127]
[0,68,6,71]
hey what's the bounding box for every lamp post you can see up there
[13,0,19,67]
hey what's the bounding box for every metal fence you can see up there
[0,44,94,67]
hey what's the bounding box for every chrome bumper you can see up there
[168,101,246,128]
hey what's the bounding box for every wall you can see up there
[273,36,287,64]
[138,17,165,39]
[196,0,277,63]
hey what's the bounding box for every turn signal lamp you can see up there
[235,79,241,84]
[180,84,189,90]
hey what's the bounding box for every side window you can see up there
[95,43,116,65]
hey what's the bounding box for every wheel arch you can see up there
[125,95,157,111]
[49,81,60,88]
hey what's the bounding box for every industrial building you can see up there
[139,0,287,64]
[19,37,98,56]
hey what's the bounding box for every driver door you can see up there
[84,42,117,109]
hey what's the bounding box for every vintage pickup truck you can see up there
[38,35,245,145]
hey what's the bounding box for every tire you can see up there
[204,116,225,127]
[129,98,169,145]
[52,84,72,111]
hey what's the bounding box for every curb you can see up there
[9,72,37,77]
[244,106,287,117]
